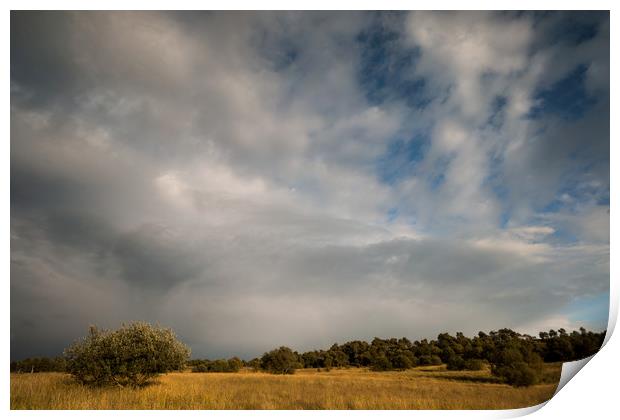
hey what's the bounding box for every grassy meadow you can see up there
[11,364,561,410]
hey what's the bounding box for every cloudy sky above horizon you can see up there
[11,11,609,360]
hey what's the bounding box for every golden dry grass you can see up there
[11,364,561,410]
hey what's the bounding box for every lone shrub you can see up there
[64,322,190,387]
[260,346,299,374]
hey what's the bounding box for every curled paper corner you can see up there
[553,354,595,396]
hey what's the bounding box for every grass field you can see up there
[11,364,561,410]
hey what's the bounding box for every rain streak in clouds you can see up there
[11,11,609,359]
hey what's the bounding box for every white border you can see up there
[4,2,617,419]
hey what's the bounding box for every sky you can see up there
[10,11,609,360]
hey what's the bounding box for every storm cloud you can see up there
[11,11,609,359]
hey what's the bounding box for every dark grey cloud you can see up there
[112,224,208,289]
[11,12,82,108]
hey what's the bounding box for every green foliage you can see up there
[10,357,67,373]
[446,355,483,371]
[446,354,466,370]
[370,353,393,371]
[260,346,300,374]
[419,355,443,366]
[392,353,414,370]
[463,358,484,371]
[489,341,544,387]
[246,358,261,370]
[492,361,541,387]
[430,355,443,365]
[228,356,244,372]
[64,322,190,387]
[189,357,243,373]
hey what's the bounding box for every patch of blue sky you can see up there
[489,183,511,227]
[548,226,580,245]
[566,21,599,44]
[565,291,610,331]
[485,95,508,129]
[596,192,610,206]
[540,199,565,214]
[386,207,399,223]
[537,182,607,245]
[356,13,429,109]
[428,172,446,191]
[528,64,597,121]
[499,211,512,228]
[273,48,299,71]
[376,133,430,186]
[425,154,453,192]
[539,177,609,216]
[508,11,602,45]
[545,11,603,45]
[252,25,301,72]
[480,151,512,227]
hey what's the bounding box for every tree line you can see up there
[10,323,605,387]
[188,357,244,373]
[251,327,604,386]
[10,356,68,373]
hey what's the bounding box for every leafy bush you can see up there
[493,362,540,387]
[446,355,466,370]
[490,346,543,387]
[370,353,393,371]
[64,322,190,387]
[246,358,261,370]
[392,353,415,370]
[429,355,443,365]
[260,346,300,374]
[228,356,243,372]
